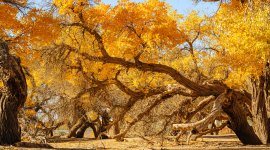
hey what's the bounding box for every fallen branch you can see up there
[173,105,221,131]
[172,90,232,131]
[193,121,228,140]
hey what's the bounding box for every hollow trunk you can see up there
[0,41,27,145]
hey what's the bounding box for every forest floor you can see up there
[2,134,270,149]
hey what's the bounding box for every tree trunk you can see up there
[251,75,269,144]
[76,122,91,138]
[89,123,98,138]
[114,122,120,135]
[67,116,86,138]
[223,98,262,144]
[0,40,27,145]
[222,63,270,145]
[0,94,21,145]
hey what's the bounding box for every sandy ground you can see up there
[47,135,270,150]
[2,135,270,149]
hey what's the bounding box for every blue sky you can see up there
[102,0,220,16]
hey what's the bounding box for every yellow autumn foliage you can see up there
[208,2,270,87]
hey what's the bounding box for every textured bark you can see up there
[96,111,110,139]
[223,93,262,145]
[251,75,269,144]
[0,94,21,145]
[113,122,120,135]
[66,116,86,138]
[89,123,98,138]
[0,41,27,145]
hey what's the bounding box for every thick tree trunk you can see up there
[223,98,262,144]
[0,41,27,145]
[0,94,21,145]
[223,62,270,145]
[220,63,270,145]
[251,75,269,144]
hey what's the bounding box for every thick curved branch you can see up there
[60,43,217,96]
[60,21,220,96]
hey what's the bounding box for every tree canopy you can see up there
[0,0,270,146]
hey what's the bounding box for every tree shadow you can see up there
[47,138,96,143]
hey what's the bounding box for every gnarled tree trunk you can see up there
[223,95,262,144]
[251,73,269,144]
[220,63,270,145]
[0,40,27,145]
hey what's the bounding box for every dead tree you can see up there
[0,40,27,145]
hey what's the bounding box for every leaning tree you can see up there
[40,0,270,145]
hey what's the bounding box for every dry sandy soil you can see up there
[48,135,270,150]
[2,135,270,149]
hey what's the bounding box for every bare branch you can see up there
[186,95,216,122]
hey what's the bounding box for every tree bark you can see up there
[0,40,27,145]
[89,123,98,138]
[222,63,270,145]
[67,116,86,138]
[223,97,262,144]
[113,122,120,135]
[251,75,269,144]
[0,94,21,145]
[76,122,90,138]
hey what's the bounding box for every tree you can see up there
[0,40,27,145]
[34,0,270,145]
[0,0,59,145]
[0,0,28,144]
